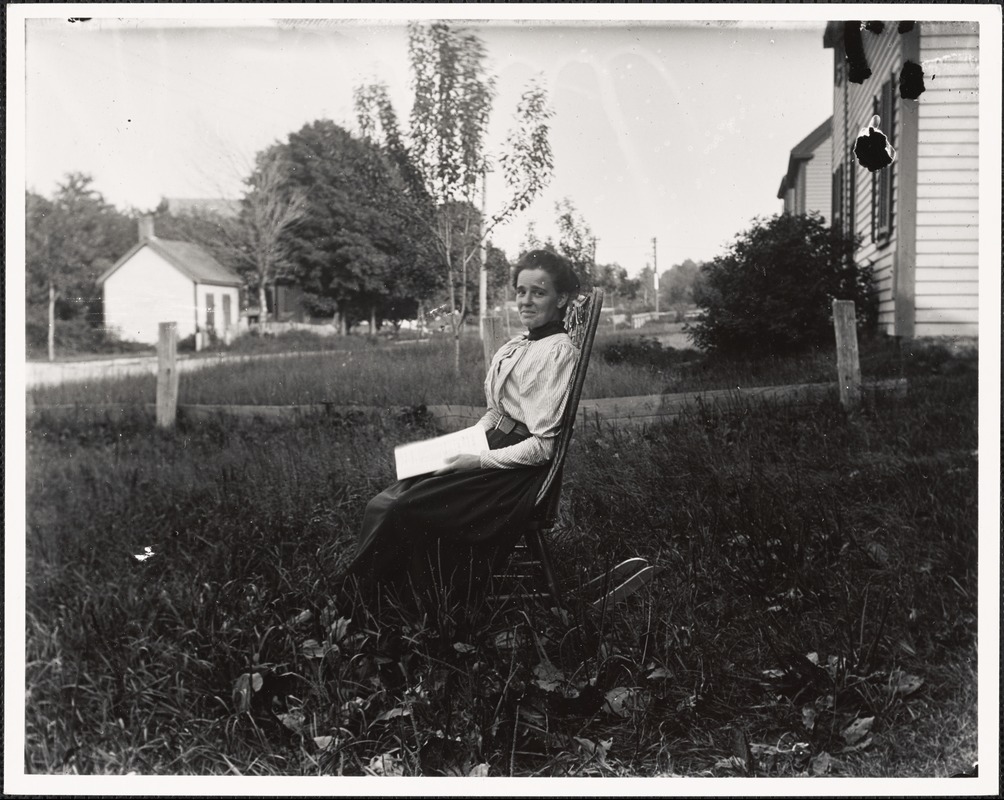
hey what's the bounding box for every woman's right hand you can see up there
[433,453,481,475]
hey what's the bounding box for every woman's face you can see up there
[515,268,569,330]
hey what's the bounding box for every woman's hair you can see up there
[512,249,581,297]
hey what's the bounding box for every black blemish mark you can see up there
[898,22,915,34]
[864,22,885,35]
[67,18,92,23]
[899,61,925,100]
[843,22,872,84]
[855,119,895,172]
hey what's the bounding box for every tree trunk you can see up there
[48,280,55,362]
[370,304,377,337]
[258,284,268,327]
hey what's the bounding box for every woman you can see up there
[341,250,580,607]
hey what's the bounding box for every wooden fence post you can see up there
[832,300,861,411]
[157,322,180,428]
[482,316,508,372]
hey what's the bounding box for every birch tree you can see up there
[239,146,308,324]
[356,21,554,371]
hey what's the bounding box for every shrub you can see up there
[599,336,694,371]
[689,213,877,358]
[26,312,152,360]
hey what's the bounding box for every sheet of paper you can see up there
[394,425,490,480]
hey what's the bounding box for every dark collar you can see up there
[526,320,567,341]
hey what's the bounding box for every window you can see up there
[832,164,844,230]
[206,293,216,331]
[871,76,896,243]
[832,160,856,238]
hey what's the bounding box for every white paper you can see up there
[394,425,490,480]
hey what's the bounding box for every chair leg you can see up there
[525,528,563,609]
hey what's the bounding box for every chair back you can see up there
[533,288,605,518]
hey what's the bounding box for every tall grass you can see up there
[24,352,978,776]
[28,332,925,409]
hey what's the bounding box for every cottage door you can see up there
[206,293,216,333]
[222,294,232,332]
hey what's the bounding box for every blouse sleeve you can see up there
[479,340,576,469]
[478,407,501,432]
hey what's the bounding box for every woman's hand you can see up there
[433,453,481,475]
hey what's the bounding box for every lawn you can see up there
[27,327,926,409]
[21,338,980,777]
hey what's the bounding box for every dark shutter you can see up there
[873,77,895,242]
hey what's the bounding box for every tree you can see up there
[689,213,876,358]
[282,120,439,334]
[356,21,554,370]
[659,258,702,308]
[237,146,308,323]
[25,174,134,360]
[554,198,595,283]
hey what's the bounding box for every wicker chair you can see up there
[493,288,656,610]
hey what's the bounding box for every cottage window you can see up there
[871,76,896,243]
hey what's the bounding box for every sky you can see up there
[21,9,837,276]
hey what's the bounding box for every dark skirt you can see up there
[344,427,548,599]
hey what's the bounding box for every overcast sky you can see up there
[21,7,839,275]
[26,10,834,274]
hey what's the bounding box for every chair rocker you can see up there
[490,288,658,611]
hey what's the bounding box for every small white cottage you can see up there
[98,217,243,346]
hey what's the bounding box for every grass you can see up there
[23,342,979,776]
[28,329,931,409]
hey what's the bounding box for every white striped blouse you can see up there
[477,332,577,469]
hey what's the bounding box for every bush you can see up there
[26,312,152,360]
[599,336,694,371]
[689,213,877,358]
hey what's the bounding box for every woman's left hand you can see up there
[433,453,481,475]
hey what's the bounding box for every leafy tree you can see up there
[689,213,875,358]
[356,21,554,370]
[282,120,438,333]
[554,198,595,283]
[659,258,703,308]
[25,174,134,360]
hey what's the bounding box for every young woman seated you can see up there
[335,250,581,612]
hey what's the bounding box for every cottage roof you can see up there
[98,238,243,287]
[776,117,833,199]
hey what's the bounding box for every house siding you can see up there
[831,25,902,335]
[103,247,197,344]
[804,136,833,222]
[914,21,980,337]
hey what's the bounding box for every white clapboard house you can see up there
[777,117,833,222]
[99,217,243,346]
[824,20,979,338]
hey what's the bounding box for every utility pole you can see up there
[652,237,659,314]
